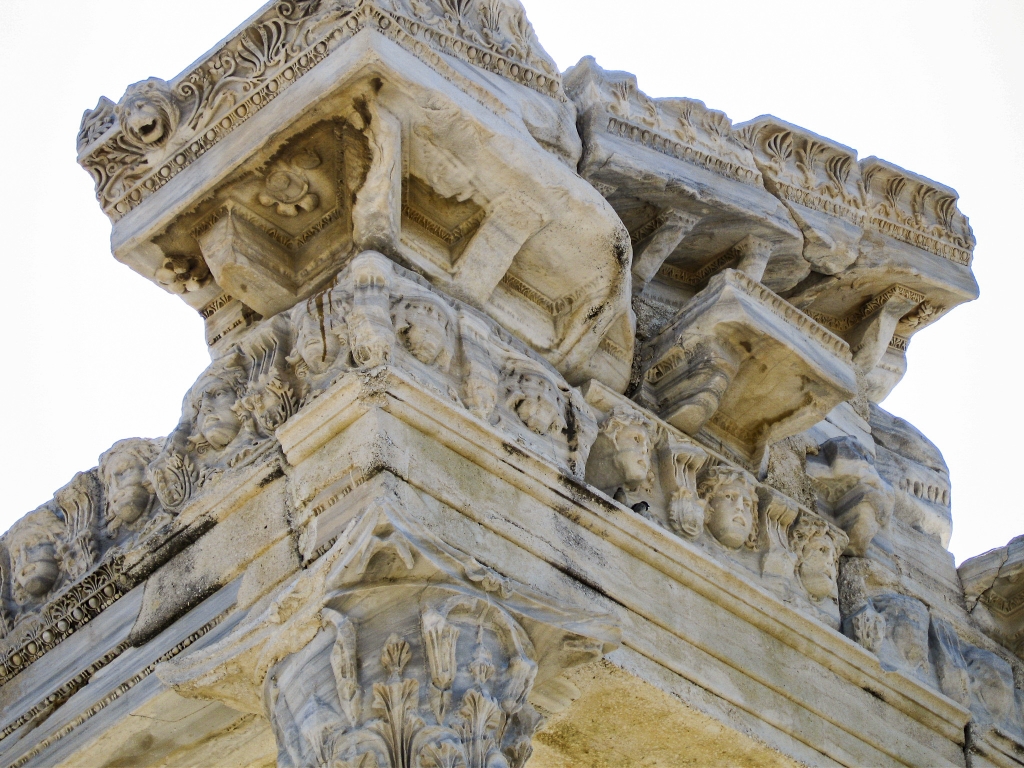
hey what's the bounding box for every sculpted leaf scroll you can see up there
[81,0,564,220]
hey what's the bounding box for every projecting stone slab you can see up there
[565,57,803,339]
[638,268,857,467]
[961,537,1024,661]
[737,118,979,402]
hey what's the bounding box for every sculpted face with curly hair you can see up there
[99,439,160,531]
[699,466,758,549]
[6,509,62,602]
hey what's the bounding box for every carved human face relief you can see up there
[10,525,59,600]
[966,647,1017,723]
[464,373,498,419]
[104,452,153,527]
[197,380,242,450]
[396,298,451,367]
[798,532,839,600]
[611,423,652,491]
[875,596,930,674]
[705,479,755,549]
[512,372,564,436]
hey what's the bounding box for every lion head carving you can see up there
[115,78,181,151]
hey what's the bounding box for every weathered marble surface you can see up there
[1,0,1018,766]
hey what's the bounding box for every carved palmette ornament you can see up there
[52,471,103,583]
[158,483,619,768]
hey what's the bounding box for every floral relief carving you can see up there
[566,59,761,188]
[79,0,564,220]
[258,150,323,217]
[160,487,618,768]
[154,255,211,295]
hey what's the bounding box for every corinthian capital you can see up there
[157,483,619,768]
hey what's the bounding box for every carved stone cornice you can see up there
[861,158,975,267]
[4,610,229,768]
[565,58,762,189]
[640,269,856,464]
[737,118,975,268]
[78,0,564,222]
[960,537,1024,658]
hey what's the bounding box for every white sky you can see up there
[0,0,1020,565]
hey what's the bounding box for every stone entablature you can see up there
[4,0,1017,765]
[2,248,1017,767]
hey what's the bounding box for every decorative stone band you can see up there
[889,335,909,353]
[79,0,563,221]
[770,180,865,229]
[0,561,127,688]
[628,211,671,246]
[402,200,486,247]
[727,270,851,359]
[658,246,745,288]
[868,214,972,266]
[3,610,229,768]
[0,641,131,743]
[499,272,606,318]
[737,119,974,267]
[604,116,762,187]
[861,285,927,317]
[983,590,1024,616]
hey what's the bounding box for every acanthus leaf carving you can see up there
[53,471,102,583]
[158,481,619,768]
[660,440,708,539]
